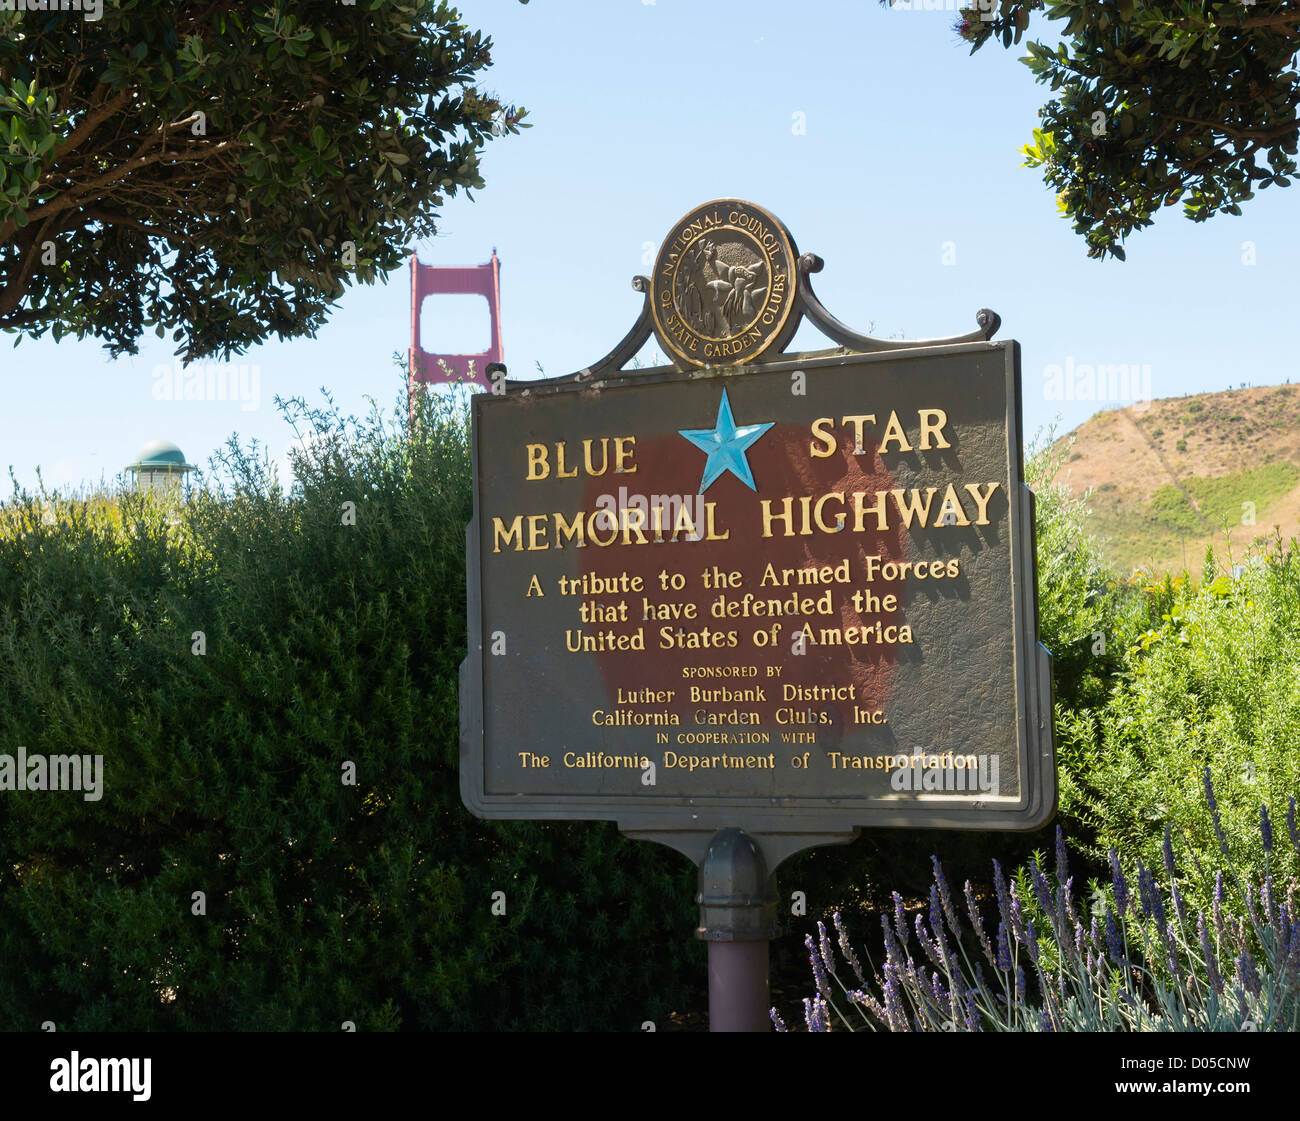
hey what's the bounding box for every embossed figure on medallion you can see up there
[676,236,769,338]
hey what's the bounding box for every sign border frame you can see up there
[459,339,1055,867]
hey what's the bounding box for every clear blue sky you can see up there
[4,0,1297,493]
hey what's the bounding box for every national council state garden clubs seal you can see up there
[650,200,801,369]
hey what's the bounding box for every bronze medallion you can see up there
[650,200,800,368]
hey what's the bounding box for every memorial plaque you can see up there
[461,202,1054,869]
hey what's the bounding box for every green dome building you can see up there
[124,440,195,495]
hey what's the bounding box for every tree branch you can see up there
[79,207,197,245]
[52,88,132,163]
[23,139,249,227]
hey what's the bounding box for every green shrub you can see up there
[0,378,701,1030]
[1177,438,1188,452]
[1055,539,1300,908]
[1188,463,1298,525]
[1148,485,1201,532]
[1026,434,1146,716]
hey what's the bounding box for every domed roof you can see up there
[125,439,195,471]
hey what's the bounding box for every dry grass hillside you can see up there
[1050,382,1300,576]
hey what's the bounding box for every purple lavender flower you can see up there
[929,883,955,965]
[1109,849,1129,916]
[770,1007,789,1032]
[1054,825,1070,886]
[833,911,866,987]
[1008,881,1028,944]
[1039,1008,1054,1032]
[806,933,832,1000]
[1136,862,1168,935]
[965,880,996,969]
[1285,920,1300,985]
[1162,824,1178,882]
[996,921,1012,971]
[1014,964,1025,1004]
[1104,910,1124,966]
[882,961,908,1032]
[893,891,910,952]
[964,988,980,1032]
[817,920,835,975]
[804,995,831,1032]
[931,855,960,935]
[1260,804,1274,854]
[1170,879,1188,927]
[1164,928,1182,981]
[1236,949,1262,997]
[1135,862,1151,919]
[1146,865,1170,938]
[1024,917,1041,965]
[1030,857,1054,924]
[851,988,886,1026]
[993,859,1012,933]
[931,971,949,1011]
[915,912,944,970]
[1062,875,1079,933]
[880,913,902,973]
[1262,876,1279,928]
[1197,913,1223,994]
[1204,765,1230,857]
[1214,871,1226,944]
[814,995,831,1032]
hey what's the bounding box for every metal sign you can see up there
[460,200,1054,874]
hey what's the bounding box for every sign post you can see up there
[460,200,1055,1030]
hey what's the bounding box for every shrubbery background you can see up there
[1,382,1295,1029]
[0,386,700,1030]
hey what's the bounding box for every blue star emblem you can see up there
[678,388,775,494]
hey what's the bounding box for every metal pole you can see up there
[707,941,770,1032]
[696,828,779,1032]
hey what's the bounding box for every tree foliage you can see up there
[0,1,526,359]
[951,0,1300,259]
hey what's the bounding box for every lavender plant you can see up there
[779,777,1300,1032]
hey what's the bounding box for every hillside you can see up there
[1050,382,1300,577]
